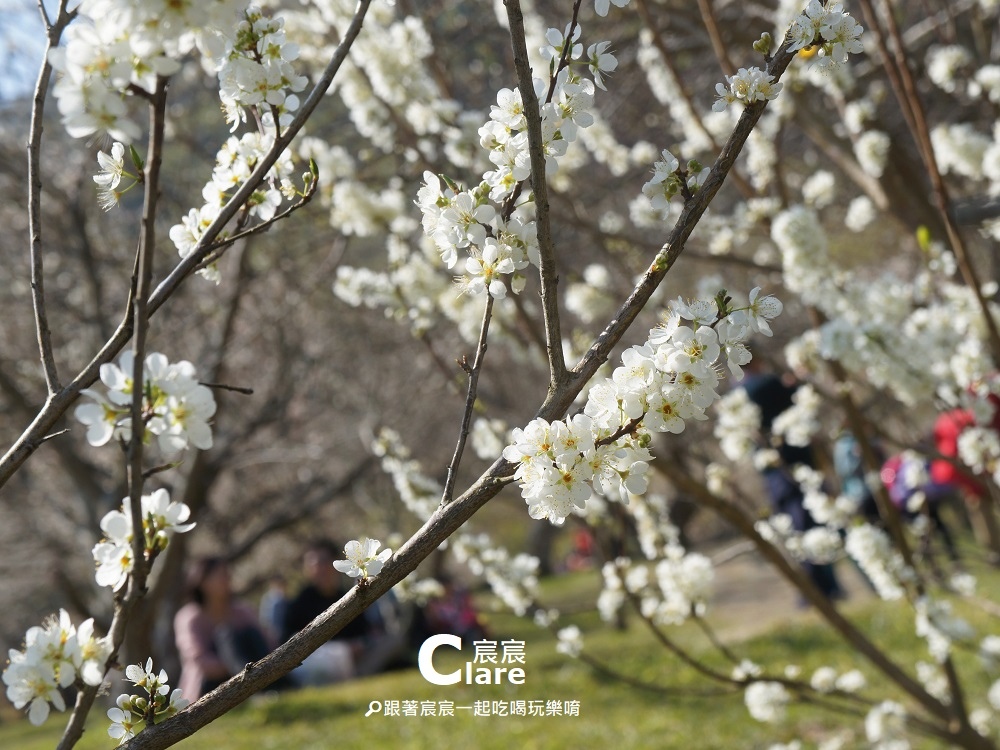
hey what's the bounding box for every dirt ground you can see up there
[707,541,876,641]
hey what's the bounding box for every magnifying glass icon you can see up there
[365,701,382,717]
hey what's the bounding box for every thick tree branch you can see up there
[505,0,568,390]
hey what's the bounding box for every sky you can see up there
[0,0,51,101]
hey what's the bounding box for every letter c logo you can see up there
[418,634,462,685]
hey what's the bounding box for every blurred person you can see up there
[742,363,844,600]
[422,574,488,642]
[258,573,289,643]
[282,540,404,684]
[931,387,1000,555]
[175,557,278,700]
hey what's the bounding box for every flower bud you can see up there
[753,32,772,56]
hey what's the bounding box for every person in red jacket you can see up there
[930,386,1000,554]
[931,408,983,497]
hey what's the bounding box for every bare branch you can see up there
[504,0,568,389]
[27,0,76,396]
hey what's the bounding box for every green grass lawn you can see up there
[4,560,1000,750]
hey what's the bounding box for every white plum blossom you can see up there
[744,681,790,723]
[334,538,393,579]
[110,660,189,744]
[594,0,630,17]
[3,610,112,727]
[556,625,584,657]
[865,700,909,749]
[587,41,618,91]
[108,695,140,745]
[810,666,838,693]
[845,195,876,232]
[94,141,129,210]
[835,669,867,693]
[845,524,909,601]
[802,170,836,208]
[771,384,821,447]
[74,351,216,453]
[855,130,891,178]
[927,45,973,93]
[92,490,196,590]
[733,287,783,337]
[713,67,783,112]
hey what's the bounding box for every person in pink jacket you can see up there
[174,557,276,701]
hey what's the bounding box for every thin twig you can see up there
[696,0,737,78]
[27,0,76,395]
[198,382,254,395]
[441,295,494,504]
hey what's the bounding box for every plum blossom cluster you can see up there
[844,524,912,602]
[714,387,762,462]
[48,0,243,143]
[415,21,618,299]
[809,666,867,694]
[620,545,715,626]
[3,611,111,726]
[786,1,865,68]
[864,700,909,749]
[204,5,308,132]
[93,489,196,591]
[334,538,392,580]
[503,289,782,524]
[772,204,997,409]
[770,384,822,448]
[713,67,784,112]
[416,170,532,300]
[169,132,304,283]
[108,659,189,745]
[74,352,216,453]
[372,427,441,521]
[757,512,844,566]
[48,0,309,144]
[451,533,540,617]
[914,596,974,664]
[744,681,791,723]
[555,625,584,657]
[713,1,864,112]
[641,149,707,209]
